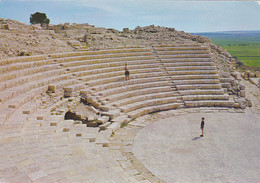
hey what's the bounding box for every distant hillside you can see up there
[193,30,260,46]
[193,30,260,40]
[193,31,260,68]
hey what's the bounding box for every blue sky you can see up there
[0,0,260,33]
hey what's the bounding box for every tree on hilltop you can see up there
[30,12,50,26]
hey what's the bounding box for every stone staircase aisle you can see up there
[153,44,235,108]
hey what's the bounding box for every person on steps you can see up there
[125,63,130,81]
[201,117,205,137]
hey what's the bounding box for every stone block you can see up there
[48,85,56,93]
[87,122,99,127]
[97,116,109,124]
[239,90,246,97]
[99,122,111,131]
[239,84,245,90]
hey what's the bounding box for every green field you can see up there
[194,31,260,68]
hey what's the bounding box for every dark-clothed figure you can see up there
[201,117,205,137]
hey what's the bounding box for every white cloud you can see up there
[258,1,260,5]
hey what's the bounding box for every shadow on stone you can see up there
[192,136,201,141]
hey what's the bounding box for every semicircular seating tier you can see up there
[0,44,239,181]
[0,44,237,130]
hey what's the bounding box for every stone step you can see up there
[99,122,112,131]
[50,51,153,60]
[174,79,220,85]
[179,89,225,96]
[58,55,155,66]
[0,72,71,104]
[182,94,230,101]
[101,109,121,120]
[163,62,214,67]
[120,96,178,113]
[0,64,61,85]
[110,114,130,127]
[96,129,113,147]
[90,76,167,91]
[5,86,47,110]
[0,68,65,93]
[112,91,175,107]
[158,54,211,59]
[156,50,210,55]
[60,59,155,69]
[171,74,219,80]
[176,84,222,90]
[56,120,75,132]
[153,44,202,48]
[127,102,180,119]
[103,86,173,103]
[99,81,170,97]
[0,86,48,122]
[184,100,235,108]
[64,83,87,97]
[72,123,87,137]
[49,47,151,58]
[68,62,157,73]
[0,55,47,66]
[48,78,79,93]
[0,59,53,75]
[160,58,213,62]
[79,68,164,82]
[88,71,167,89]
[169,70,218,75]
[154,46,208,51]
[166,66,216,71]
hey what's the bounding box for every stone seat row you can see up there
[99,86,173,104]
[0,75,77,123]
[50,49,153,61]
[90,75,167,92]
[179,89,225,96]
[60,58,155,70]
[0,55,47,66]
[170,74,220,80]
[182,94,230,101]
[0,86,46,122]
[158,54,211,59]
[153,46,208,51]
[155,50,210,55]
[174,79,220,85]
[0,70,69,103]
[0,64,60,86]
[67,62,158,75]
[184,100,235,108]
[163,61,214,67]
[169,70,218,75]
[165,65,216,71]
[153,43,202,48]
[77,67,163,84]
[0,58,53,74]
[176,84,222,90]
[49,47,150,59]
[56,54,155,66]
[119,96,178,113]
[98,80,170,97]
[128,102,180,119]
[0,66,65,95]
[160,58,213,63]
[110,91,175,108]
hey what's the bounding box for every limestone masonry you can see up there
[0,19,259,182]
